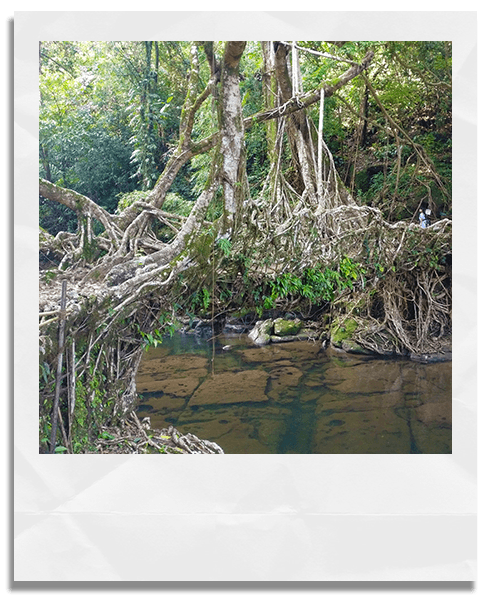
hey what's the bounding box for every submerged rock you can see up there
[238,345,293,364]
[340,339,372,355]
[270,328,318,344]
[146,394,187,412]
[137,354,208,379]
[189,369,269,406]
[409,351,452,363]
[267,366,304,402]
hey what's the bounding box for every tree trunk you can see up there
[219,41,247,232]
[261,41,278,156]
[274,42,318,205]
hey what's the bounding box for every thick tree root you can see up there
[89,412,224,454]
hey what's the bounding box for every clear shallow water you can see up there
[136,333,451,454]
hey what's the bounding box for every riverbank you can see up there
[183,312,452,364]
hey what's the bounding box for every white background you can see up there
[5,2,487,597]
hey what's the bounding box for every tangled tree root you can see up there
[83,412,224,454]
[39,157,451,455]
[232,188,452,357]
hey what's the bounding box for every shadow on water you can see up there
[136,333,452,454]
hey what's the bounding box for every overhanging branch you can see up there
[278,41,359,65]
[39,178,121,245]
[190,50,375,154]
[244,50,375,127]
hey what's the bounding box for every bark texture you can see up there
[220,41,247,230]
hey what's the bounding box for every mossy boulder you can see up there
[273,318,302,337]
[330,317,359,348]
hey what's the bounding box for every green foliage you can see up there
[205,195,224,222]
[158,311,181,337]
[403,230,447,271]
[256,259,365,311]
[136,323,164,350]
[189,287,212,315]
[116,189,148,213]
[245,126,270,197]
[39,41,138,231]
[135,311,181,350]
[163,192,193,217]
[39,40,451,232]
[127,80,169,190]
[338,256,365,287]
[216,236,232,257]
[190,152,214,199]
[39,361,51,384]
[39,40,198,233]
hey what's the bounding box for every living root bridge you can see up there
[39,171,451,452]
[38,41,450,453]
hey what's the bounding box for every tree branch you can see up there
[244,50,375,127]
[278,41,359,65]
[189,50,375,155]
[39,178,121,245]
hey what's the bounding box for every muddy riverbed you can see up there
[135,333,451,454]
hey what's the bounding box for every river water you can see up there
[135,333,451,454]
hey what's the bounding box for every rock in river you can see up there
[248,319,274,345]
[248,317,304,345]
[272,317,302,336]
[189,369,269,406]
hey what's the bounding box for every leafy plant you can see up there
[256,260,365,311]
[186,285,212,315]
[116,189,148,213]
[136,324,164,350]
[40,362,51,384]
[43,270,57,284]
[216,236,232,257]
[338,256,365,288]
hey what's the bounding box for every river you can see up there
[135,333,451,454]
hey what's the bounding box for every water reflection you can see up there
[136,334,451,454]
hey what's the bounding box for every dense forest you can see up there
[38,41,452,454]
